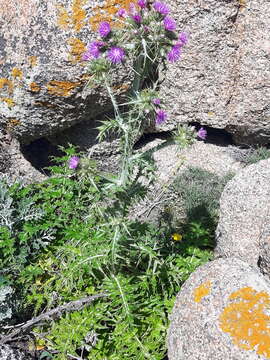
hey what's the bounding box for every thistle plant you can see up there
[82,0,188,189]
[173,124,207,150]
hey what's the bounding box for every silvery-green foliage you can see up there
[0,176,43,233]
[0,176,55,275]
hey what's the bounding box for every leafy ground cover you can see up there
[0,148,216,359]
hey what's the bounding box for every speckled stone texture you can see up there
[160,0,270,145]
[167,258,270,360]
[0,0,133,143]
[215,158,270,274]
[0,345,34,360]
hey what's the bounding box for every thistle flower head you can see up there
[81,51,91,61]
[99,22,111,38]
[107,47,125,64]
[117,8,128,17]
[155,109,167,124]
[68,156,80,169]
[129,2,137,15]
[167,45,181,62]
[138,0,147,8]
[178,32,188,46]
[163,16,176,31]
[153,1,170,15]
[152,98,161,105]
[132,14,142,23]
[88,41,104,58]
[197,127,207,140]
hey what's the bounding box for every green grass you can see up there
[242,146,270,165]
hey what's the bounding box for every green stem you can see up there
[104,76,120,118]
[132,55,144,94]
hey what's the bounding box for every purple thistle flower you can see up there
[163,16,176,31]
[88,41,104,58]
[99,22,111,38]
[81,51,92,61]
[178,32,188,46]
[197,127,207,140]
[132,14,142,23]
[167,45,181,62]
[152,98,161,105]
[155,109,167,124]
[138,0,147,8]
[153,1,170,15]
[68,156,80,169]
[129,3,137,15]
[117,8,128,17]
[107,47,125,64]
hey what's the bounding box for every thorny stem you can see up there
[104,76,120,118]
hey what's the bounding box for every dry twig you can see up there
[0,293,107,344]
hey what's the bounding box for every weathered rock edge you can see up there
[215,158,270,277]
[168,257,270,360]
[0,0,133,144]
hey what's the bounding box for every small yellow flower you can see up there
[171,233,182,241]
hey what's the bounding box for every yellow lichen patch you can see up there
[219,287,270,358]
[194,281,212,303]
[72,0,86,32]
[29,56,38,68]
[30,82,41,92]
[57,0,86,32]
[57,5,71,29]
[90,0,135,30]
[68,38,86,63]
[2,97,15,107]
[47,80,81,97]
[11,68,23,79]
[6,119,21,131]
[0,78,14,94]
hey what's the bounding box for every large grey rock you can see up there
[0,130,47,184]
[0,0,133,144]
[168,257,270,360]
[0,345,33,360]
[161,0,270,145]
[215,158,270,276]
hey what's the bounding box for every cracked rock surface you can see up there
[160,0,270,145]
[0,0,133,144]
[215,158,270,275]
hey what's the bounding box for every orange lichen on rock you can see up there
[89,0,135,30]
[0,78,14,94]
[2,97,15,107]
[193,281,211,303]
[29,56,38,67]
[219,287,270,358]
[57,5,71,29]
[30,82,41,92]
[68,38,86,63]
[72,0,86,32]
[6,118,21,131]
[57,0,86,32]
[11,68,23,79]
[47,80,81,97]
